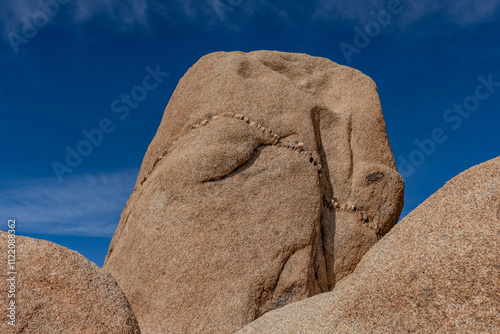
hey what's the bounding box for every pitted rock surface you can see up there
[0,233,141,334]
[237,157,500,334]
[104,51,404,333]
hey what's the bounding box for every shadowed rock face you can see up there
[237,157,500,334]
[0,233,141,334]
[103,50,404,333]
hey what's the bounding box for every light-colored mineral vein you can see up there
[142,111,380,234]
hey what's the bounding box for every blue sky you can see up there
[1,0,499,266]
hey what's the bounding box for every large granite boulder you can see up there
[0,233,140,333]
[237,156,500,333]
[103,50,404,333]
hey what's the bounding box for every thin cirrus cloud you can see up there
[71,0,150,27]
[0,0,222,35]
[2,0,499,38]
[0,0,152,34]
[0,169,138,237]
[314,0,500,26]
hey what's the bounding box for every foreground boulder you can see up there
[103,50,404,333]
[237,156,500,333]
[0,233,140,333]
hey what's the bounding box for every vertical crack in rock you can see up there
[103,51,405,334]
[347,114,354,195]
[311,105,337,290]
[235,157,499,334]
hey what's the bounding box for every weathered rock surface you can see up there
[0,233,140,334]
[103,50,404,333]
[237,157,500,333]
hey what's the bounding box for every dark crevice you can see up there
[347,114,354,189]
[141,112,322,187]
[311,105,336,290]
[279,132,298,140]
[202,144,265,183]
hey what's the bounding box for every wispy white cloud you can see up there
[314,0,500,26]
[0,0,41,33]
[0,169,138,237]
[70,0,150,30]
[0,0,228,35]
[1,0,499,48]
[0,0,153,34]
[1,0,498,38]
[440,0,500,25]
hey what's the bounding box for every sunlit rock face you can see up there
[237,157,500,334]
[103,50,404,333]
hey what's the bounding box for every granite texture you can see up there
[0,233,141,334]
[238,156,500,333]
[103,50,404,333]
